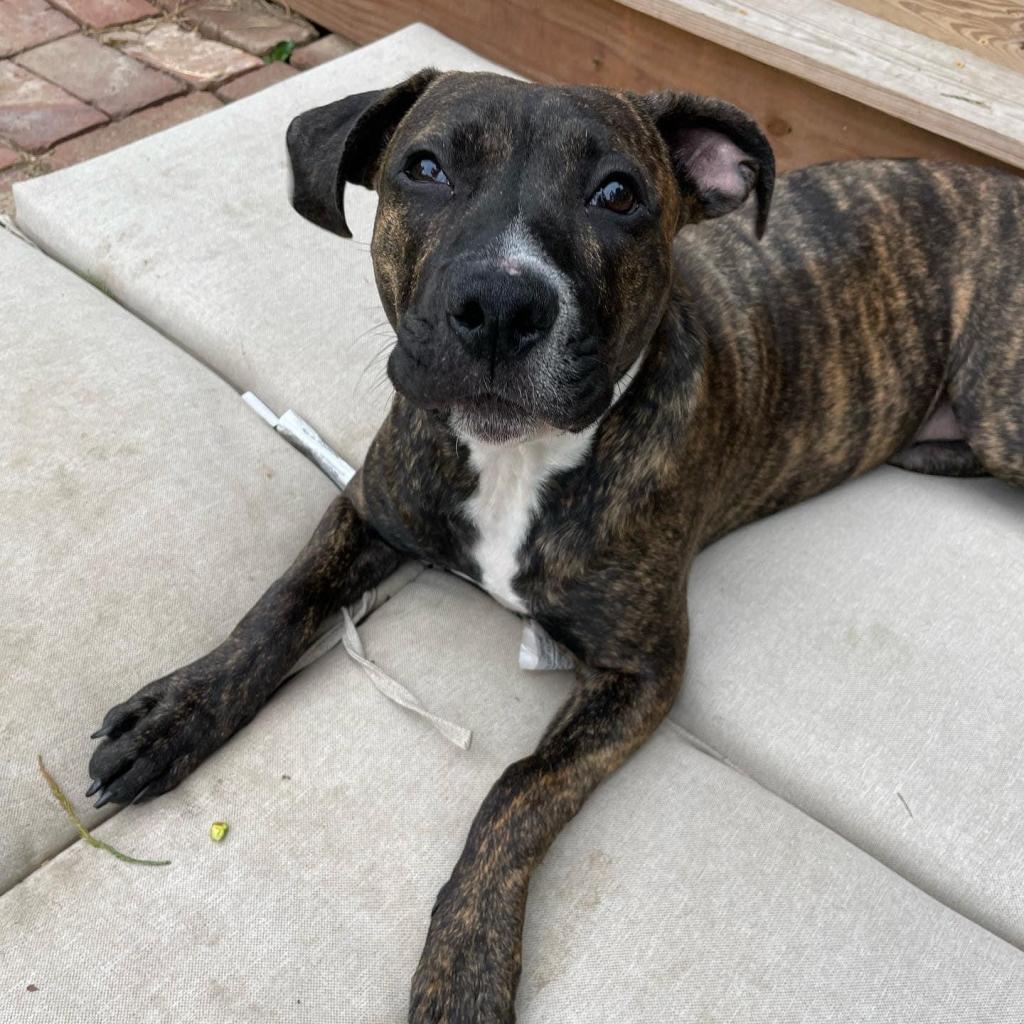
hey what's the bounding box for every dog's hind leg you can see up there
[889,393,987,477]
[946,295,1024,490]
[891,253,1024,485]
[888,437,987,477]
[932,185,1024,489]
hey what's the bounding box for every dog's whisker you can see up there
[347,320,393,346]
[355,342,397,393]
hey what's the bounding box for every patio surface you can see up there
[0,0,357,216]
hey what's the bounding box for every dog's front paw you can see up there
[409,876,521,1024]
[87,655,238,807]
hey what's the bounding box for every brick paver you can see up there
[215,58,295,101]
[50,0,159,30]
[0,61,107,152]
[185,0,315,57]
[46,91,220,169]
[16,33,185,118]
[289,33,356,70]
[0,145,22,172]
[118,21,261,87]
[0,0,76,59]
[0,0,360,218]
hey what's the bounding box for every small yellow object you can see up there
[209,821,229,843]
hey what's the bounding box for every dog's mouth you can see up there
[449,392,538,445]
[387,347,541,443]
[387,333,615,444]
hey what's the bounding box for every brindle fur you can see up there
[87,500,401,805]
[89,71,1024,1022]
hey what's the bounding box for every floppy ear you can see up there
[286,68,440,238]
[632,92,775,238]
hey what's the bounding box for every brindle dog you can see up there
[88,70,1024,1022]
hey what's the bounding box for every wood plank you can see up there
[614,0,1024,169]
[290,0,1017,175]
[843,1,1024,75]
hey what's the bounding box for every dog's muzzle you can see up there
[388,251,610,444]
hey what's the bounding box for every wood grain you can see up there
[290,0,1018,175]
[614,0,1024,169]
[844,1,1024,75]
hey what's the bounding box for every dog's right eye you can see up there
[405,154,451,187]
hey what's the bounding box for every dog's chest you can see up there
[463,430,594,613]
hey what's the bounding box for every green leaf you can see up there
[264,40,296,64]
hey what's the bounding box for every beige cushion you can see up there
[0,227,335,893]
[11,24,509,467]
[680,466,1024,946]
[2,570,1023,1023]
[8,14,1024,1009]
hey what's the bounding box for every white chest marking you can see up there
[465,430,594,613]
[461,350,648,614]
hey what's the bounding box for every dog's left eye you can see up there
[405,154,451,187]
[588,177,637,214]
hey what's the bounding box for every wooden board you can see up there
[615,0,1024,169]
[291,0,1019,175]
[843,1,1024,75]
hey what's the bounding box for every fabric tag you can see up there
[242,392,355,490]
[519,619,576,671]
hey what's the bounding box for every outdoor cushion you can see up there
[680,465,1024,948]
[0,226,336,894]
[11,24,508,468]
[11,11,1024,960]
[3,569,1023,1024]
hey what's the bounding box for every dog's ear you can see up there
[631,92,775,238]
[286,68,440,238]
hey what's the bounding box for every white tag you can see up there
[242,392,355,490]
[519,619,576,671]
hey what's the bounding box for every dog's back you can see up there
[671,160,1024,530]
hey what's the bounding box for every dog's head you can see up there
[287,71,773,444]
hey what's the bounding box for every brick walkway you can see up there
[0,0,357,216]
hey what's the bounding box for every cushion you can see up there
[11,9,1024,960]
[0,226,335,893]
[3,570,1022,1023]
[680,466,1024,946]
[11,24,510,467]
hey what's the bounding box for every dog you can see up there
[87,69,1024,1022]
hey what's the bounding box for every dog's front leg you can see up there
[409,640,686,1024]
[87,494,403,806]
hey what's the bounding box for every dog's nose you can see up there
[447,267,558,361]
